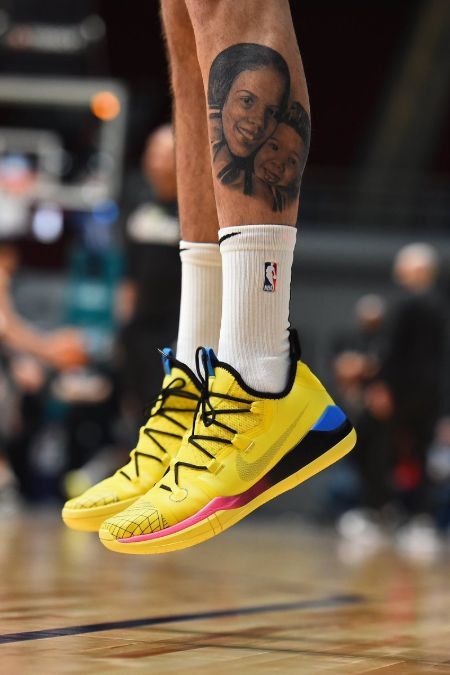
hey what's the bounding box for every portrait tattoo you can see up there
[208,43,310,213]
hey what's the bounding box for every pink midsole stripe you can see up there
[118,477,270,544]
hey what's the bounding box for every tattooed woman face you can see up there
[222,66,286,157]
[208,43,310,211]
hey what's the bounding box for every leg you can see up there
[160,0,219,243]
[99,2,355,556]
[160,0,222,369]
[185,0,310,228]
[185,0,311,392]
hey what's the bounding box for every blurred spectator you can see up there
[383,244,447,513]
[332,293,392,540]
[333,293,386,415]
[0,240,88,504]
[338,243,449,555]
[381,243,448,555]
[119,124,180,414]
[0,243,87,370]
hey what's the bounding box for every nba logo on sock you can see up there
[263,262,277,292]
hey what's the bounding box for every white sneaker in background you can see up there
[395,514,442,562]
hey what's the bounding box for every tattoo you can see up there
[208,43,310,213]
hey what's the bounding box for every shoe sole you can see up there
[99,422,357,554]
[62,497,138,532]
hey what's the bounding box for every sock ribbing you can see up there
[218,224,296,393]
[176,241,222,372]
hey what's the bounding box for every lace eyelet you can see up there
[207,458,223,475]
[169,487,188,502]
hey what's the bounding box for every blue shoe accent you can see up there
[161,347,174,375]
[205,347,217,377]
[311,405,346,432]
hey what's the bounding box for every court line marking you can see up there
[0,593,363,645]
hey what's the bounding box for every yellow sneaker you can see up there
[99,331,356,554]
[62,349,200,532]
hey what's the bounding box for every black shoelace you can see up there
[160,347,254,492]
[120,377,198,481]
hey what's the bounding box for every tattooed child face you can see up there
[254,123,303,190]
[222,66,285,158]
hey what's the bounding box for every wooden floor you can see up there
[1,512,450,674]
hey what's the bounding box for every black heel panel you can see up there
[266,420,354,486]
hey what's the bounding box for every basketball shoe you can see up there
[99,331,356,553]
[62,349,200,532]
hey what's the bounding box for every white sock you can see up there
[176,241,222,372]
[218,224,296,393]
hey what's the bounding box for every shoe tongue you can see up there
[203,347,217,377]
[161,347,174,376]
[209,364,248,400]
[203,348,245,398]
[178,362,253,464]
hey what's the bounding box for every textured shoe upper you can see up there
[101,352,334,538]
[65,366,200,511]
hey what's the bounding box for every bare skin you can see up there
[183,0,310,229]
[160,1,220,243]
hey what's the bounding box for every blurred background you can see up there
[0,0,449,559]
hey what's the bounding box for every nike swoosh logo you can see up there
[218,231,241,246]
[235,406,307,482]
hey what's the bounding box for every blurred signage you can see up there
[0,77,127,238]
[0,14,106,55]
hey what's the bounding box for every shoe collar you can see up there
[196,328,302,400]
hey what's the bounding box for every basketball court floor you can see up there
[1,511,449,673]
